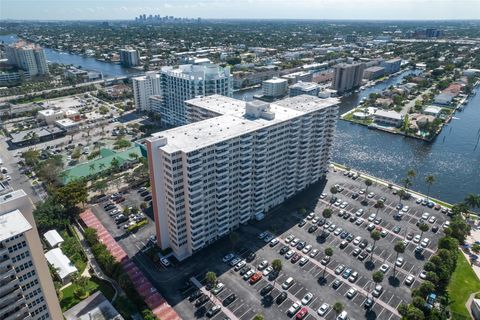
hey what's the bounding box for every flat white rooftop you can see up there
[0,209,32,242]
[151,95,338,153]
[264,77,287,84]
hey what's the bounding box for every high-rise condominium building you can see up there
[262,78,288,98]
[119,48,140,67]
[148,62,232,127]
[146,94,338,260]
[0,190,63,320]
[332,62,365,94]
[132,71,161,112]
[6,41,49,76]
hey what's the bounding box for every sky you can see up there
[1,0,479,21]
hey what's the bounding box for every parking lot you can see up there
[88,167,449,320]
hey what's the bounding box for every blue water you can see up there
[0,34,135,77]
[236,72,480,205]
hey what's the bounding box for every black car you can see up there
[260,284,274,296]
[340,231,348,239]
[296,241,306,250]
[144,195,152,201]
[319,231,330,239]
[349,215,357,223]
[195,294,208,307]
[206,306,221,318]
[189,290,202,302]
[223,293,236,306]
[359,239,368,249]
[416,219,425,227]
[432,225,439,233]
[358,251,369,261]
[343,212,351,220]
[352,193,359,199]
[104,203,115,210]
[279,246,289,255]
[308,225,318,233]
[364,298,374,309]
[246,252,256,262]
[140,191,150,197]
[346,234,354,242]
[268,271,279,281]
[330,196,338,204]
[332,279,342,289]
[317,218,326,226]
[276,292,287,304]
[115,216,128,224]
[239,266,251,276]
[298,220,307,227]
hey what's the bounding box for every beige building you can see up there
[0,190,63,320]
[332,62,365,94]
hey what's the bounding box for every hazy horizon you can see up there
[1,0,480,21]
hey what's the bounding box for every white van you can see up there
[282,277,294,290]
[337,311,349,320]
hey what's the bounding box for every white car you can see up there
[367,192,375,198]
[401,206,409,213]
[243,270,255,280]
[291,238,300,246]
[421,212,430,220]
[258,260,269,270]
[230,258,241,266]
[443,221,451,229]
[307,213,315,220]
[334,228,343,236]
[355,209,364,217]
[285,234,294,243]
[396,257,405,267]
[419,270,427,279]
[346,288,357,299]
[428,216,436,223]
[320,193,327,199]
[160,257,170,267]
[355,218,364,226]
[379,263,390,273]
[413,235,421,243]
[317,303,330,316]
[421,238,430,248]
[309,249,319,258]
[235,260,246,271]
[302,244,312,254]
[337,311,348,320]
[270,238,279,247]
[353,236,362,245]
[368,213,376,222]
[212,282,225,295]
[312,217,320,224]
[340,201,348,209]
[405,275,415,286]
[285,250,295,259]
[301,292,314,305]
[258,231,268,239]
[287,301,301,316]
[262,266,273,276]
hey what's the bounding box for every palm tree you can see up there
[371,271,384,299]
[323,247,333,276]
[407,169,416,181]
[425,175,436,201]
[370,230,381,260]
[364,179,373,201]
[465,193,480,211]
[89,163,96,175]
[401,177,412,190]
[393,241,406,277]
[330,186,338,205]
[205,271,217,291]
[418,223,429,239]
[397,189,407,205]
[375,200,385,214]
[322,209,332,231]
[333,302,344,315]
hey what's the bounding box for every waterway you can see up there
[0,34,135,77]
[235,71,480,205]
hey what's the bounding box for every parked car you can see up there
[346,288,357,299]
[317,303,330,316]
[296,308,308,319]
[276,292,288,304]
[282,277,295,289]
[287,301,301,316]
[260,284,274,296]
[223,293,236,306]
[206,305,221,318]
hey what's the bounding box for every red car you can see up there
[249,272,262,284]
[291,253,301,264]
[296,307,308,319]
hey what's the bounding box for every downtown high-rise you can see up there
[5,41,49,77]
[146,94,338,260]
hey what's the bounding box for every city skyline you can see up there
[1,0,480,21]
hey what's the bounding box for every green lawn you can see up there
[448,253,480,319]
[60,277,115,311]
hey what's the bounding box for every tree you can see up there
[272,259,282,273]
[54,179,88,210]
[324,247,333,275]
[418,223,429,239]
[401,177,412,190]
[142,309,157,320]
[472,243,480,254]
[206,271,217,289]
[407,168,416,181]
[425,175,436,201]
[93,180,108,194]
[465,193,480,211]
[229,232,239,250]
[371,271,384,299]
[375,200,385,214]
[110,157,120,172]
[129,152,139,161]
[22,149,40,167]
[393,241,406,276]
[397,189,407,205]
[71,147,82,160]
[333,302,344,314]
[330,186,338,204]
[322,209,332,230]
[89,163,96,175]
[364,179,373,201]
[448,217,471,244]
[33,197,70,232]
[253,315,264,320]
[370,230,381,260]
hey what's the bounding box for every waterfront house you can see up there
[373,110,404,127]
